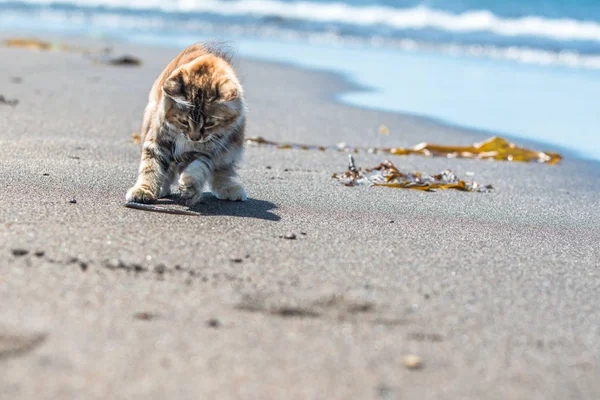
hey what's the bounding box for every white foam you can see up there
[4,7,600,71]
[5,0,600,43]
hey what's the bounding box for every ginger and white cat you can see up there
[126,43,247,205]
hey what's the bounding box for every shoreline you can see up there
[220,45,594,163]
[1,28,598,162]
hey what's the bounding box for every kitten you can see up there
[126,43,247,205]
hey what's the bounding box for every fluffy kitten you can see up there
[126,43,247,205]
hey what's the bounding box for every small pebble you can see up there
[0,95,18,106]
[154,264,166,274]
[79,262,88,272]
[300,232,307,236]
[266,166,272,169]
[389,220,394,223]
[133,264,145,273]
[207,318,221,328]
[42,173,50,176]
[11,249,29,257]
[402,355,423,370]
[34,250,45,258]
[282,233,297,240]
[133,312,157,321]
[69,199,77,204]
[231,258,243,263]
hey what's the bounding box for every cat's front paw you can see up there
[213,184,248,201]
[126,185,157,204]
[179,183,203,206]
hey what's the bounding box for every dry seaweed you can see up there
[247,136,330,152]
[3,38,142,67]
[2,38,82,53]
[333,156,493,192]
[246,135,561,164]
[387,136,561,164]
[3,38,55,51]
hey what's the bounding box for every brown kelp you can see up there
[333,156,493,192]
[246,135,561,164]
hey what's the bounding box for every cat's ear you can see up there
[163,70,188,105]
[218,79,239,102]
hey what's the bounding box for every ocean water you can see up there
[1,0,599,159]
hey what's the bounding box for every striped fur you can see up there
[126,43,247,205]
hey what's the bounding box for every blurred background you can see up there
[1,0,599,160]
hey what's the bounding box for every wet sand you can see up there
[0,38,599,399]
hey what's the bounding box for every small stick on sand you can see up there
[124,202,199,216]
[348,155,358,173]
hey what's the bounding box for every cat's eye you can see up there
[204,120,217,129]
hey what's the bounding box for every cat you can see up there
[126,42,247,206]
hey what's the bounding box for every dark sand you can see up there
[1,38,599,399]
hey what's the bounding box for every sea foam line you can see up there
[3,9,600,70]
[4,0,600,43]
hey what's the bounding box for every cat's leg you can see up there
[126,140,173,204]
[159,162,179,198]
[210,165,247,201]
[179,158,212,206]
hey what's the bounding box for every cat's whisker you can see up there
[210,135,229,152]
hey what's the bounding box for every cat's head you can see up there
[162,54,243,142]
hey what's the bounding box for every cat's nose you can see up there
[188,129,202,141]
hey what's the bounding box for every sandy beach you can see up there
[1,38,599,399]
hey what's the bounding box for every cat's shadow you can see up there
[156,193,280,221]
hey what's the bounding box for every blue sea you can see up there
[1,0,599,160]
